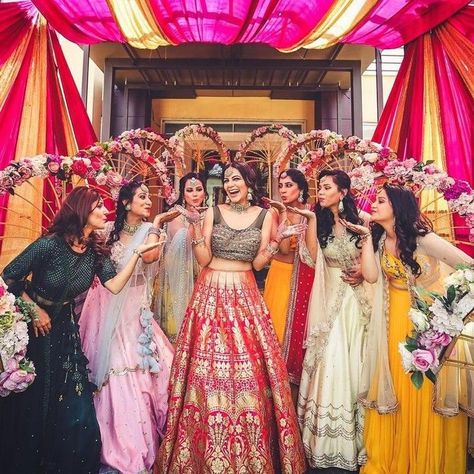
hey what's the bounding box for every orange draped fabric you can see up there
[0,5,97,267]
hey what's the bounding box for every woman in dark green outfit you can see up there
[0,186,160,473]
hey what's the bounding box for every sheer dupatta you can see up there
[359,232,474,421]
[153,218,196,341]
[92,222,161,388]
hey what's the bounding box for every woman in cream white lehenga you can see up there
[154,172,207,342]
[297,169,378,471]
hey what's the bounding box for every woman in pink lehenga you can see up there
[156,161,307,473]
[80,181,175,474]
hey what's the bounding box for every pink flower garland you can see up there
[0,128,180,205]
[172,124,230,163]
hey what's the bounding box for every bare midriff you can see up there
[208,256,253,272]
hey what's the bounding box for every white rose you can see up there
[399,343,416,373]
[409,308,430,332]
[444,270,465,289]
[364,152,379,163]
[95,173,107,186]
[430,299,464,336]
[464,269,474,283]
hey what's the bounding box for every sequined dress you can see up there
[0,235,116,473]
[298,231,371,470]
[156,205,306,473]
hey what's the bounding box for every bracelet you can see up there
[15,297,39,323]
[265,243,279,256]
[360,233,372,243]
[147,226,161,237]
[133,249,143,259]
[191,236,205,246]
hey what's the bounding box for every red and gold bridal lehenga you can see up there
[156,205,306,473]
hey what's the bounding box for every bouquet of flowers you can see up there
[399,266,474,389]
[0,278,36,396]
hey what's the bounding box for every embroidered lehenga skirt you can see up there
[156,267,305,473]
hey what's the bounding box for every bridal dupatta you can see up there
[359,232,474,423]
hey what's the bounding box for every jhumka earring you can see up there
[298,190,304,203]
[338,199,344,214]
[225,195,230,204]
[125,204,131,211]
[247,189,253,202]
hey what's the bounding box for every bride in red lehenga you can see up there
[156,161,306,473]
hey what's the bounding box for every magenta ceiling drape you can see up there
[21,0,470,49]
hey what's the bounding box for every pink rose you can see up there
[0,176,14,189]
[379,147,390,158]
[8,369,30,385]
[424,164,437,175]
[2,378,18,391]
[0,286,5,297]
[47,161,60,174]
[5,358,19,372]
[106,171,124,188]
[95,173,107,186]
[419,330,452,349]
[0,371,10,385]
[412,349,437,372]
[18,165,32,180]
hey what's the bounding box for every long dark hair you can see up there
[316,169,363,248]
[173,172,208,207]
[108,180,145,245]
[372,184,432,277]
[279,168,309,204]
[47,186,109,256]
[222,161,263,206]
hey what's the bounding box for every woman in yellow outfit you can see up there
[263,169,310,343]
[356,184,473,474]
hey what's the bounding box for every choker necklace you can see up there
[123,221,142,235]
[229,202,251,214]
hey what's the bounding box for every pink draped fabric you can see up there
[372,40,424,162]
[432,35,473,184]
[373,6,473,177]
[0,39,34,166]
[49,29,97,149]
[25,0,469,50]
[149,0,334,48]
[0,32,34,251]
[31,0,124,44]
[0,1,36,65]
[373,6,474,253]
[0,2,98,243]
[343,0,470,48]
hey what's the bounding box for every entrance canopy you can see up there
[19,0,470,50]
